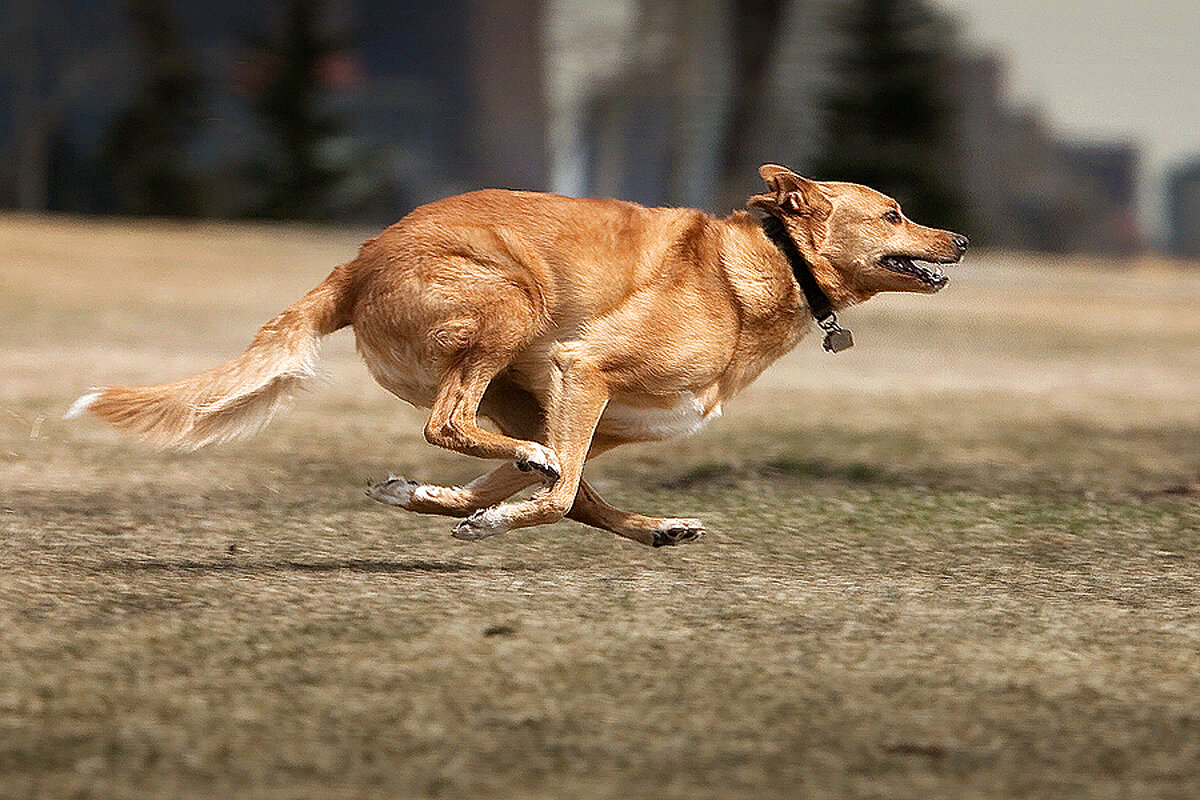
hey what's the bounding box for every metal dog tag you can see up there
[823,328,854,353]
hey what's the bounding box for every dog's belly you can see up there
[356,334,439,408]
[597,393,721,442]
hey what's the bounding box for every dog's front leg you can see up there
[453,349,608,540]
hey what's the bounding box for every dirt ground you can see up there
[2,215,1199,799]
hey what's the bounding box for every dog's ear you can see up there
[749,164,832,218]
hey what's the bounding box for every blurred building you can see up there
[1055,141,1141,255]
[947,53,1141,254]
[1166,159,1200,258]
[544,0,737,210]
[0,0,1149,253]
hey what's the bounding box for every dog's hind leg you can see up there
[451,346,608,540]
[567,479,704,547]
[368,374,552,518]
[370,467,704,547]
[423,350,561,479]
[367,463,540,517]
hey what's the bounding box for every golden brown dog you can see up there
[68,164,967,547]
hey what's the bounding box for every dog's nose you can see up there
[953,234,969,254]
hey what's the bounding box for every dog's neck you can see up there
[711,211,867,346]
[760,214,838,324]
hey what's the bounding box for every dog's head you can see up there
[749,164,968,301]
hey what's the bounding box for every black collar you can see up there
[760,214,854,353]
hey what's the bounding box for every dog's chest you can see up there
[598,393,720,442]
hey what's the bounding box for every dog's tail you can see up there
[66,264,355,449]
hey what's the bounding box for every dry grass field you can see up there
[2,214,1199,799]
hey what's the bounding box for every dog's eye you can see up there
[883,210,902,224]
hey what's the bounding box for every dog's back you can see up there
[374,188,720,313]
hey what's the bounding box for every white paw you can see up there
[515,444,561,481]
[453,507,509,541]
[651,519,705,548]
[366,475,417,508]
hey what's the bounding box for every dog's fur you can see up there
[69,165,966,547]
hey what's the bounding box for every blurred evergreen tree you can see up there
[813,0,969,230]
[101,0,203,217]
[718,0,787,212]
[244,0,352,221]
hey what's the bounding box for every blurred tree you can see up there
[718,0,787,210]
[242,0,354,221]
[101,0,203,217]
[813,0,969,230]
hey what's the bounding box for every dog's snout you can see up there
[952,234,969,255]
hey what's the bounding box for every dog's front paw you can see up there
[515,443,561,481]
[366,475,417,508]
[453,507,508,541]
[651,519,705,548]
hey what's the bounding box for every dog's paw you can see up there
[366,475,417,508]
[453,507,509,541]
[651,519,706,548]
[515,444,561,481]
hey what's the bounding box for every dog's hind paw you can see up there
[453,507,508,541]
[515,443,561,482]
[651,519,705,548]
[366,475,417,508]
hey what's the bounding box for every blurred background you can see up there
[3,7,1200,796]
[2,0,1199,256]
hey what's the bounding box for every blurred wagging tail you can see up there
[68,165,967,547]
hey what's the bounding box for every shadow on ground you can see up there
[88,557,524,575]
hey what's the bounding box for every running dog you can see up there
[68,164,967,547]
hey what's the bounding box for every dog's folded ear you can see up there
[749,164,832,218]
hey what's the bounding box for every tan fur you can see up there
[69,269,354,449]
[72,164,966,547]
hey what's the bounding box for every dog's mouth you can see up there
[879,256,951,291]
